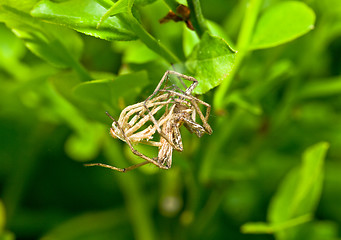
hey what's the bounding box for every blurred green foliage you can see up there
[0,0,341,239]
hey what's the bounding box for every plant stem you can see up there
[122,13,181,64]
[95,0,180,64]
[213,0,262,110]
[163,0,178,12]
[104,140,156,240]
[187,0,208,37]
[95,0,114,9]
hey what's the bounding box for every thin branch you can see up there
[187,0,208,37]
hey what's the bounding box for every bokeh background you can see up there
[1,0,341,239]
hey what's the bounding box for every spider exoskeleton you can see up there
[85,70,212,172]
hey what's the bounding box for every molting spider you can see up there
[85,70,212,172]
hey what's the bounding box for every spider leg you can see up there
[144,70,194,151]
[161,90,212,134]
[158,121,174,168]
[84,161,150,172]
[120,96,169,131]
[183,117,206,137]
[158,142,173,168]
[143,99,183,151]
[124,135,170,170]
[188,99,212,134]
[165,70,198,94]
[87,112,170,172]
[125,100,172,136]
[142,71,172,135]
[113,111,170,169]
[144,71,173,103]
[140,140,162,147]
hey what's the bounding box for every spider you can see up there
[85,70,212,172]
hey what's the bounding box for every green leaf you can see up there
[268,142,329,238]
[250,1,316,50]
[49,71,112,122]
[97,0,135,29]
[315,0,341,15]
[242,214,313,234]
[73,71,150,108]
[183,20,233,57]
[299,76,341,99]
[0,0,38,13]
[185,32,236,94]
[242,142,329,236]
[41,209,129,240]
[183,25,199,58]
[0,5,89,79]
[241,222,274,234]
[115,41,159,64]
[0,25,26,60]
[128,60,169,85]
[224,91,262,115]
[65,123,105,161]
[31,0,138,41]
[134,0,158,6]
[298,221,339,240]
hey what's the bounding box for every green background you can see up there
[0,0,341,239]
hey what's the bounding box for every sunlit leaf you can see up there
[242,214,313,234]
[183,25,199,57]
[186,32,236,94]
[0,0,38,13]
[134,0,158,6]
[97,0,135,28]
[241,222,274,234]
[31,0,137,41]
[183,20,232,57]
[250,1,316,50]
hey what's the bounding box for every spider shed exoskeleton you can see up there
[85,70,212,172]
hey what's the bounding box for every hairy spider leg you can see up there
[84,161,150,172]
[111,99,172,142]
[142,71,199,151]
[163,90,212,134]
[158,120,174,167]
[168,70,198,94]
[155,74,212,134]
[182,117,206,137]
[118,94,171,132]
[157,105,190,168]
[85,71,212,172]
[84,112,171,172]
[125,99,174,137]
